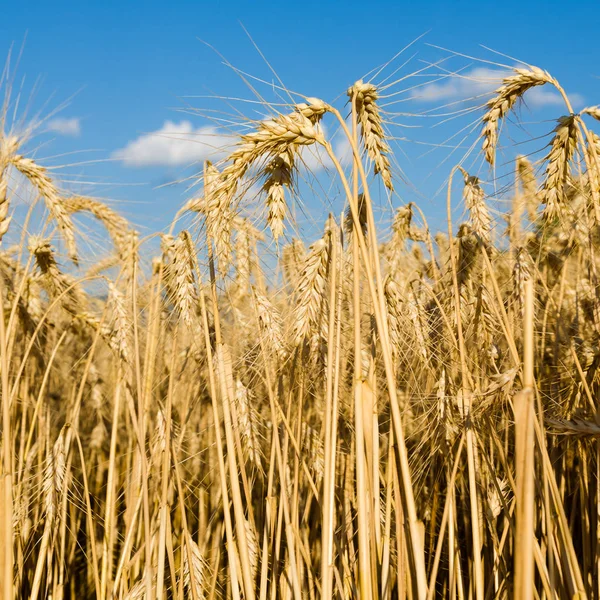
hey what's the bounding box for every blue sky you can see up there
[2,0,600,243]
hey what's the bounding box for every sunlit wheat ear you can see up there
[206,100,326,272]
[253,289,286,361]
[582,106,600,121]
[512,246,533,315]
[264,149,294,241]
[292,227,332,346]
[407,288,428,360]
[486,478,510,522]
[0,153,13,242]
[458,167,491,243]
[105,282,131,363]
[347,80,393,190]
[171,231,198,326]
[182,535,209,600]
[43,429,66,523]
[384,274,402,361]
[0,135,19,242]
[481,66,557,166]
[234,379,263,472]
[15,441,39,538]
[589,131,600,157]
[28,235,84,314]
[586,132,600,209]
[234,217,251,296]
[295,97,328,124]
[281,238,305,287]
[542,115,579,220]
[244,518,259,584]
[302,422,325,484]
[196,162,235,274]
[10,150,78,262]
[390,204,414,252]
[159,231,199,326]
[0,179,9,242]
[123,577,152,600]
[517,156,540,221]
[63,196,138,263]
[150,409,173,472]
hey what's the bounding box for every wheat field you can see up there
[0,59,599,600]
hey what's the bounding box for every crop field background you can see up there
[1,4,600,599]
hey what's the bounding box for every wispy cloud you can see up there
[113,120,231,167]
[47,117,81,137]
[411,66,584,109]
[298,136,352,172]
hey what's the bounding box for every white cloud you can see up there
[334,136,353,166]
[299,144,333,172]
[297,138,352,173]
[297,123,353,173]
[47,117,81,137]
[113,120,231,167]
[411,66,583,109]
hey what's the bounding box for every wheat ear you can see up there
[205,101,326,270]
[458,167,492,243]
[292,228,332,346]
[253,289,286,361]
[28,236,84,314]
[171,231,198,326]
[11,153,78,262]
[264,149,294,240]
[0,136,18,241]
[542,115,578,219]
[63,196,137,263]
[482,67,556,166]
[347,80,393,190]
[581,106,600,121]
[516,156,540,221]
